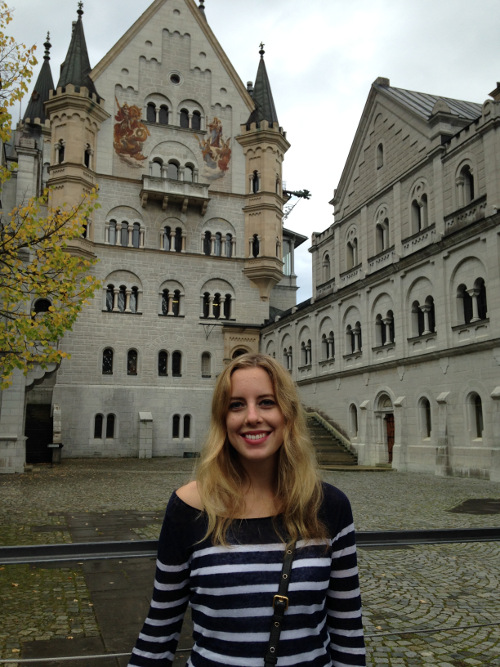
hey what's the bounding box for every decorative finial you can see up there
[77,1,84,17]
[259,42,265,58]
[44,32,52,60]
[199,0,205,8]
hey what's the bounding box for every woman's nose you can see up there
[245,402,262,423]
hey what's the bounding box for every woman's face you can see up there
[225,367,285,466]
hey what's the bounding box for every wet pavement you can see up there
[0,458,499,666]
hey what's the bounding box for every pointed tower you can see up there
[15,34,55,204]
[23,33,55,126]
[44,2,109,239]
[236,45,290,301]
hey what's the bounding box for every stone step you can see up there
[306,413,358,467]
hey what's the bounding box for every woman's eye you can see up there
[228,401,243,410]
[260,399,276,407]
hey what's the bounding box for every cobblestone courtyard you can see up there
[1,459,499,666]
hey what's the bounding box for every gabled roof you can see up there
[246,45,279,126]
[91,0,253,112]
[333,78,484,212]
[57,3,100,100]
[375,81,482,122]
[23,34,54,124]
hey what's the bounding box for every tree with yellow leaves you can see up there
[0,2,100,387]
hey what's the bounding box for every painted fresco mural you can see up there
[196,117,231,180]
[113,98,150,166]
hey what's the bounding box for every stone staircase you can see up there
[306,411,358,467]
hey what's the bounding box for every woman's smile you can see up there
[226,367,285,464]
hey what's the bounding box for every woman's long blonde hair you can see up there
[196,353,326,545]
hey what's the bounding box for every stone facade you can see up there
[0,0,301,471]
[262,78,500,481]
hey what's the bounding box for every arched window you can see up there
[457,284,473,324]
[120,221,129,247]
[346,238,358,270]
[108,220,117,245]
[375,215,389,254]
[129,287,138,314]
[204,230,212,256]
[127,349,138,375]
[411,300,425,337]
[282,346,293,371]
[214,232,222,256]
[159,105,168,125]
[375,314,384,346]
[251,170,259,193]
[57,140,65,164]
[184,164,194,183]
[476,278,487,320]
[146,102,156,123]
[191,111,201,130]
[252,234,259,258]
[377,310,395,345]
[33,298,51,316]
[201,352,211,378]
[212,293,221,319]
[84,144,91,168]
[462,165,474,204]
[183,415,191,438]
[94,414,103,439]
[106,414,115,438]
[151,159,162,178]
[167,161,179,180]
[117,285,126,312]
[158,350,168,376]
[132,223,141,248]
[349,404,358,437]
[202,292,210,318]
[419,398,432,438]
[473,394,483,438]
[106,285,114,312]
[102,348,113,374]
[468,392,483,438]
[376,143,384,169]
[323,254,331,283]
[322,333,334,360]
[223,294,232,320]
[346,323,362,354]
[180,108,189,128]
[225,233,233,258]
[172,351,182,377]
[173,414,180,438]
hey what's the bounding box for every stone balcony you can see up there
[401,224,436,258]
[444,194,487,235]
[140,175,210,214]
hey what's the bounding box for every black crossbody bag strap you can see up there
[264,541,297,667]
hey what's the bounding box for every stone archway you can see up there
[376,393,394,465]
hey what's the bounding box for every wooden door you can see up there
[25,404,53,464]
[385,413,395,463]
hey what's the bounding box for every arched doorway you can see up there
[25,404,53,464]
[376,393,394,464]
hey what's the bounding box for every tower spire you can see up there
[23,32,55,124]
[246,43,279,127]
[57,2,100,99]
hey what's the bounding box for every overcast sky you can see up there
[10,0,500,300]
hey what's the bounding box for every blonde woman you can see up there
[129,353,365,667]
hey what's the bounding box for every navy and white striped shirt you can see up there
[129,482,365,666]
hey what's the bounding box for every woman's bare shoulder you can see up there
[176,480,203,510]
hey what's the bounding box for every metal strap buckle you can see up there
[273,594,289,611]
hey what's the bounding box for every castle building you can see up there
[0,0,304,472]
[262,77,500,481]
[2,3,499,482]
